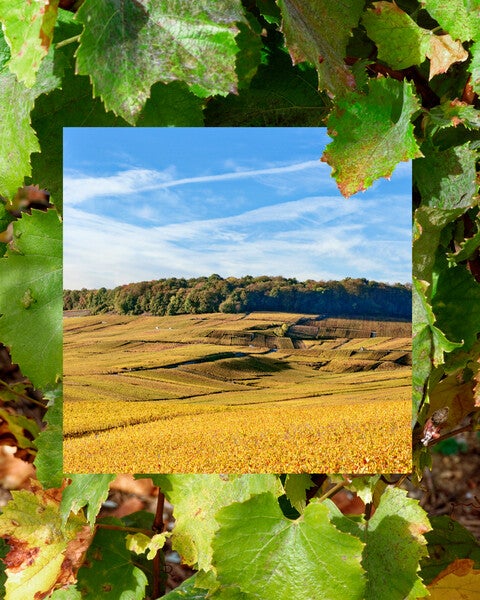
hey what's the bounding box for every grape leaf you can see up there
[329,487,431,599]
[276,0,364,97]
[447,230,480,264]
[421,516,480,584]
[322,77,422,197]
[433,262,480,350]
[0,484,92,600]
[34,386,63,489]
[162,573,248,599]
[126,531,170,560]
[151,474,282,572]
[349,475,381,505]
[212,492,366,600]
[427,559,480,599]
[363,487,431,599]
[427,34,468,79]
[414,142,478,209]
[422,0,480,42]
[0,209,62,390]
[204,47,330,126]
[234,13,262,90]
[426,100,480,134]
[412,206,464,282]
[75,0,244,124]
[50,586,82,599]
[0,0,59,86]
[0,41,64,200]
[412,278,462,422]
[0,408,40,450]
[362,2,467,77]
[283,474,314,514]
[76,517,148,600]
[60,474,117,528]
[0,202,13,257]
[363,2,431,70]
[469,41,480,95]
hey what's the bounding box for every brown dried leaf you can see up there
[427,35,469,79]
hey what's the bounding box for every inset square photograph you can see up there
[63,127,412,473]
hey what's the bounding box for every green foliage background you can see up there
[0,0,479,598]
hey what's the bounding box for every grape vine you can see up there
[0,0,479,598]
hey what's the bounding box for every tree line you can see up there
[64,275,412,320]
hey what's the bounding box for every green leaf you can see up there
[447,229,480,264]
[420,515,480,584]
[34,386,63,488]
[276,0,364,97]
[363,2,467,76]
[412,278,462,419]
[256,0,281,25]
[329,487,431,599]
[0,26,10,71]
[322,77,421,197]
[414,142,478,210]
[235,13,263,90]
[75,0,245,124]
[0,209,62,390]
[412,205,464,282]
[363,2,431,70]
[60,474,117,528]
[162,575,208,599]
[433,262,480,350]
[469,40,480,95]
[349,475,381,505]
[135,81,205,126]
[76,517,147,600]
[0,0,59,86]
[362,487,431,599]
[423,0,480,42]
[0,201,14,257]
[0,43,64,200]
[204,46,330,126]
[50,586,82,599]
[0,486,91,600]
[151,474,282,571]
[426,100,480,135]
[283,474,315,514]
[413,277,462,365]
[213,492,366,600]
[0,537,9,598]
[162,574,248,599]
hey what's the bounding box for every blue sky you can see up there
[63,127,411,289]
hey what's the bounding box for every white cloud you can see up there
[64,192,411,289]
[63,160,325,206]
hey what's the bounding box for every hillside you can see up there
[64,275,412,320]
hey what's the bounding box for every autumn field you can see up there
[63,312,412,473]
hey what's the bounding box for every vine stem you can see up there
[0,377,46,408]
[428,422,475,446]
[96,523,152,536]
[152,490,166,599]
[315,477,350,503]
[55,34,81,49]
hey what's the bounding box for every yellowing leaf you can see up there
[428,559,480,599]
[0,483,93,600]
[0,0,59,86]
[427,34,468,79]
[126,531,170,560]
